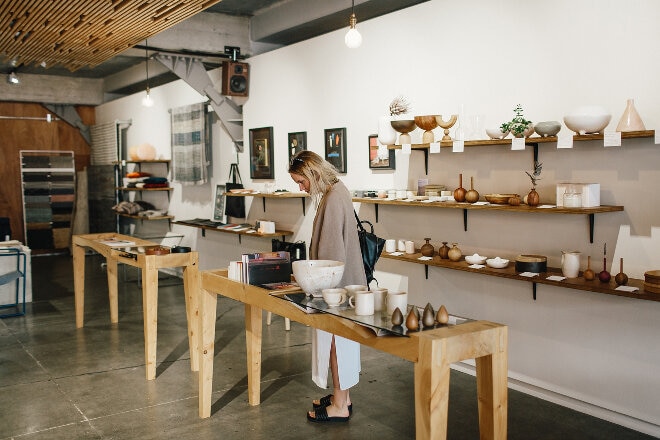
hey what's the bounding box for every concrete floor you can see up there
[0,253,655,440]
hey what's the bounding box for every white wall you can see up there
[95,0,660,435]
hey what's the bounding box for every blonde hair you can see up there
[288,150,339,205]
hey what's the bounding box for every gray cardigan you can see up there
[309,180,367,287]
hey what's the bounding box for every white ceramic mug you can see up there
[371,287,388,312]
[349,291,374,316]
[397,239,406,252]
[385,239,396,253]
[322,288,347,307]
[405,240,415,254]
[386,291,408,317]
[344,284,368,297]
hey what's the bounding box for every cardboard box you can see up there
[556,183,600,207]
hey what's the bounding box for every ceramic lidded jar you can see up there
[420,238,435,257]
[438,242,450,259]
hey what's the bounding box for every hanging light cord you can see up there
[144,39,150,92]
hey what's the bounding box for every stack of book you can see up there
[228,251,293,288]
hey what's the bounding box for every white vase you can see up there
[377,116,397,145]
[616,98,646,132]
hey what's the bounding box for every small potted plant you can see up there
[525,160,542,206]
[501,104,534,138]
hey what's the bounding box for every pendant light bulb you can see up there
[142,87,154,107]
[345,1,362,48]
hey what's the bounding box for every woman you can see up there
[289,150,366,423]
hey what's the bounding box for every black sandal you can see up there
[312,394,353,415]
[306,406,350,423]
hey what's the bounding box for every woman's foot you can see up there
[307,403,350,422]
[312,394,352,414]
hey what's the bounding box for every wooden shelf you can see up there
[118,213,174,221]
[386,130,655,150]
[226,191,309,215]
[353,197,623,243]
[116,187,173,192]
[114,159,171,165]
[174,220,292,244]
[382,252,659,303]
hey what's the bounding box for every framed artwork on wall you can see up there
[212,184,227,223]
[249,126,274,179]
[368,134,396,170]
[288,131,307,161]
[324,127,347,173]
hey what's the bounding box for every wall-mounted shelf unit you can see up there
[381,251,658,303]
[174,220,292,244]
[354,197,623,243]
[226,191,309,215]
[386,130,655,174]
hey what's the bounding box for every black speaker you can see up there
[221,61,249,97]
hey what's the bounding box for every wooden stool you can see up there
[266,311,290,331]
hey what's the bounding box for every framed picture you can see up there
[368,134,396,170]
[288,131,307,161]
[324,127,347,173]
[249,126,274,179]
[213,184,227,223]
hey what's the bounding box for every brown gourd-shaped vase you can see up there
[438,241,450,259]
[420,238,435,257]
[527,188,540,207]
[422,303,435,328]
[436,305,449,325]
[615,257,629,286]
[454,173,466,202]
[447,243,462,262]
[391,307,404,326]
[583,255,595,281]
[464,176,480,203]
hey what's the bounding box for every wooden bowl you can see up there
[485,193,519,204]
[413,115,438,132]
[644,270,660,284]
[390,119,417,134]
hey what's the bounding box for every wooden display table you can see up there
[198,269,508,440]
[72,233,200,380]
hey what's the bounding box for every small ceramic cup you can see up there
[349,291,375,316]
[385,239,396,253]
[386,291,408,317]
[405,240,415,254]
[322,288,347,307]
[397,239,406,252]
[371,287,388,312]
[344,284,368,298]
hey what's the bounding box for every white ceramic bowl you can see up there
[485,127,509,139]
[486,257,510,269]
[465,254,487,265]
[292,260,345,297]
[563,106,611,134]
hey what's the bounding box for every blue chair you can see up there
[0,247,27,318]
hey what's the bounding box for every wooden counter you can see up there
[198,269,508,440]
[72,233,200,380]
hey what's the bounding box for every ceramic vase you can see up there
[448,243,462,262]
[527,188,540,207]
[616,99,646,132]
[439,242,450,259]
[420,238,434,257]
[378,116,397,145]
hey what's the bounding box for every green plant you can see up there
[501,104,532,136]
[526,160,543,189]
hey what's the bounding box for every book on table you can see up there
[95,237,136,247]
[241,251,292,286]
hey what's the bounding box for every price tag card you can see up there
[452,140,464,152]
[429,142,441,153]
[401,143,412,154]
[511,138,525,150]
[546,275,566,281]
[615,285,639,292]
[655,129,660,144]
[557,133,574,149]
[519,272,539,278]
[418,256,433,261]
[389,251,403,256]
[603,131,621,147]
[469,264,486,269]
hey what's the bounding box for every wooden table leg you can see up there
[475,327,508,440]
[72,244,86,328]
[245,303,263,406]
[142,256,159,380]
[414,336,450,440]
[182,255,200,371]
[106,256,119,324]
[199,287,218,418]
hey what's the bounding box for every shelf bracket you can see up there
[262,198,267,212]
[375,204,379,222]
[463,209,468,231]
[202,229,206,237]
[532,282,537,300]
[589,214,595,243]
[238,234,242,244]
[424,265,429,279]
[423,149,429,175]
[301,197,306,216]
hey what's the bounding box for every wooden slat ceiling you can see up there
[0,0,223,72]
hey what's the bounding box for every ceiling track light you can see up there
[141,39,154,107]
[345,0,362,48]
[7,71,20,85]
